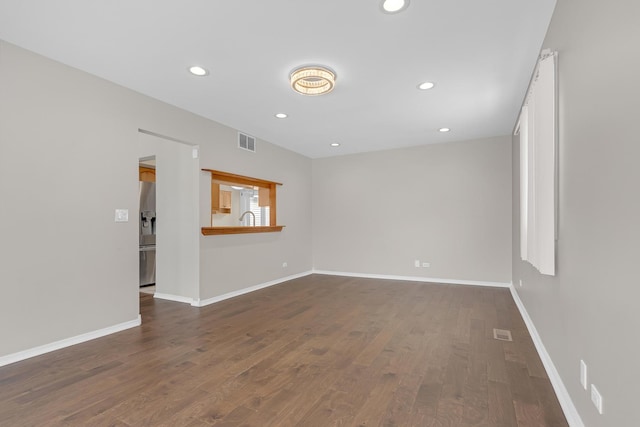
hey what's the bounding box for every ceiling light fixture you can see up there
[330,143,340,147]
[275,113,288,119]
[439,127,451,132]
[188,66,208,76]
[381,0,410,14]
[290,65,336,96]
[418,81,435,90]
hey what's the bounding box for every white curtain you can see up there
[519,105,529,262]
[518,52,556,276]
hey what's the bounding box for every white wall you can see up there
[198,134,313,299]
[511,1,640,426]
[312,136,512,284]
[0,41,140,356]
[0,40,313,359]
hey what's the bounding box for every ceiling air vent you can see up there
[238,132,256,152]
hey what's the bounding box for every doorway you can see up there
[138,156,156,295]
[137,131,200,309]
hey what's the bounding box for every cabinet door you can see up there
[221,191,232,209]
[258,187,270,207]
[139,166,156,182]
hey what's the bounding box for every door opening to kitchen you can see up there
[137,130,200,315]
[139,156,156,296]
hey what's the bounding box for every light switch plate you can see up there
[115,209,129,222]
[580,360,587,390]
[591,384,603,414]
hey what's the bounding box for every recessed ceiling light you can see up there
[330,143,340,147]
[439,128,451,132]
[275,113,288,119]
[381,0,410,14]
[188,66,208,76]
[290,65,336,96]
[418,81,435,90]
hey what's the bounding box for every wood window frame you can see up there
[201,169,284,235]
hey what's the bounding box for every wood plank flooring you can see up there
[0,275,568,426]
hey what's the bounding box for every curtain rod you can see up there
[513,49,557,135]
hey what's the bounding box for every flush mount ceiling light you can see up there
[188,66,208,76]
[381,0,410,14]
[439,127,451,132]
[418,81,435,90]
[330,143,340,147]
[275,113,288,119]
[290,65,336,96]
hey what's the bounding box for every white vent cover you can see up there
[493,328,513,342]
[238,132,256,152]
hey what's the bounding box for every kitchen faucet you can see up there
[239,210,256,226]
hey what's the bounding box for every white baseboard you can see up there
[509,285,584,427]
[193,270,313,307]
[312,270,511,288]
[0,315,142,368]
[157,271,509,309]
[153,292,195,305]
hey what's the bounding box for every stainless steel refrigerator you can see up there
[139,182,156,286]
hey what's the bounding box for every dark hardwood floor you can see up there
[0,275,567,426]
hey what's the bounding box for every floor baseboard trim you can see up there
[153,293,195,305]
[312,270,511,288]
[0,315,142,368]
[193,271,313,307]
[509,285,585,427]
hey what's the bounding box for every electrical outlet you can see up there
[580,360,587,390]
[591,384,603,414]
[422,262,430,268]
[114,209,129,222]
[282,262,288,268]
[414,260,420,268]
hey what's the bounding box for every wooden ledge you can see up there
[201,226,285,236]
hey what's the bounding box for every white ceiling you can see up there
[0,0,556,158]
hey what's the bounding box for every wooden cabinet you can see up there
[220,190,232,212]
[258,187,270,207]
[211,183,231,214]
[139,166,156,182]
